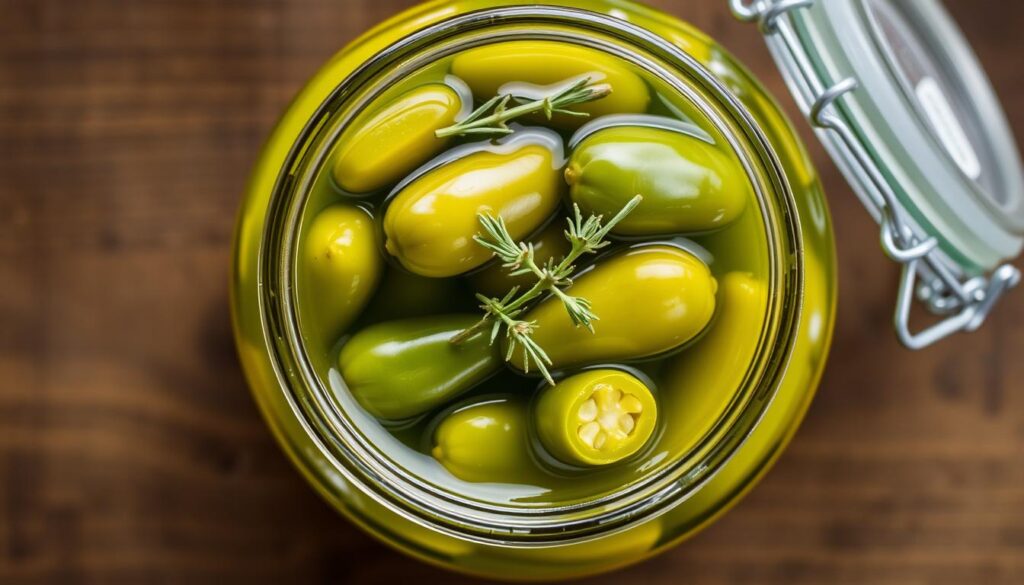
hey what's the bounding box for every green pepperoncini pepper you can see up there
[299,205,383,345]
[451,40,650,128]
[507,244,718,370]
[431,398,538,484]
[363,266,476,323]
[660,272,767,452]
[339,315,500,421]
[332,83,462,193]
[383,140,564,278]
[566,125,749,235]
[535,370,657,466]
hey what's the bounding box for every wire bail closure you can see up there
[731,0,1021,349]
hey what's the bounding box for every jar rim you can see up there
[258,5,805,545]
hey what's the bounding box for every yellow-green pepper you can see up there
[339,315,500,420]
[508,245,717,370]
[332,83,462,193]
[470,220,570,298]
[432,398,537,484]
[363,266,476,323]
[300,205,382,345]
[383,141,563,278]
[565,125,749,235]
[660,272,767,452]
[451,40,650,128]
[535,370,658,467]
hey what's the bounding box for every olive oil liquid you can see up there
[295,49,771,507]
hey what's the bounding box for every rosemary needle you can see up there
[435,77,612,139]
[450,195,643,385]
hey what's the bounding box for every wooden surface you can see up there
[2,1,1023,583]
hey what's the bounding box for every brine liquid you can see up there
[295,46,772,507]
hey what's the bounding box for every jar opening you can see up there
[261,6,804,544]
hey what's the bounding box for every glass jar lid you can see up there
[732,0,1023,349]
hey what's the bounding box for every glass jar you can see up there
[232,0,836,579]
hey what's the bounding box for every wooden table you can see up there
[2,1,1022,583]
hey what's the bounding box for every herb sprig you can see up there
[450,195,643,384]
[435,77,611,139]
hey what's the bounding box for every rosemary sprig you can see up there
[434,77,612,139]
[450,195,643,384]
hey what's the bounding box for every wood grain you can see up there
[1,1,1023,583]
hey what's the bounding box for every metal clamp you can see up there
[731,0,814,33]
[730,0,1021,349]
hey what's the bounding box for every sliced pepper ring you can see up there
[535,370,658,466]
